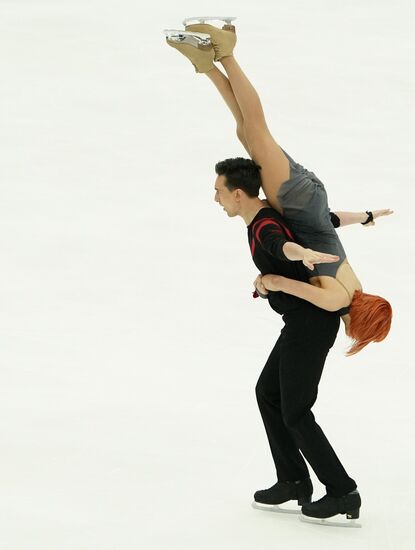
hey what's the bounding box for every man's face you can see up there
[214,175,240,217]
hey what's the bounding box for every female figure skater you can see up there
[164,19,392,356]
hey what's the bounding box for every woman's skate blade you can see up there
[163,29,211,48]
[251,501,301,515]
[299,515,362,528]
[182,16,236,27]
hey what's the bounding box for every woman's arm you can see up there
[261,274,347,312]
[332,209,393,227]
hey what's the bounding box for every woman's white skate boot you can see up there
[164,30,215,73]
[183,17,237,61]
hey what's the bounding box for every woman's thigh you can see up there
[244,129,290,210]
[278,176,332,232]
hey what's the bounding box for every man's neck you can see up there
[241,198,269,226]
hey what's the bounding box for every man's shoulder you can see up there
[253,208,294,238]
[253,207,284,224]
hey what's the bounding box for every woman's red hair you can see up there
[347,290,392,356]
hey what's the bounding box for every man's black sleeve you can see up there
[330,211,341,228]
[256,221,290,261]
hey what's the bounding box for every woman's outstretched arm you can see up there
[332,209,394,227]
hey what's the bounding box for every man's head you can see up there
[214,157,261,217]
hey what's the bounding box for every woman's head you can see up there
[347,290,392,356]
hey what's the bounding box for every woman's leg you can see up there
[205,66,252,156]
[219,55,290,210]
[166,31,288,209]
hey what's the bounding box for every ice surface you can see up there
[0,0,414,549]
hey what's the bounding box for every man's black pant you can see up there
[255,303,357,498]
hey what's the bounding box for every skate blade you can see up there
[163,30,211,48]
[251,501,301,515]
[299,515,362,528]
[183,16,237,26]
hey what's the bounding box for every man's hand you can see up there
[302,249,339,271]
[261,274,283,292]
[254,274,269,296]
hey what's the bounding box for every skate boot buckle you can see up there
[164,30,211,47]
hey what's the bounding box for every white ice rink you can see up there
[1,0,414,548]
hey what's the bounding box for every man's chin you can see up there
[222,207,236,217]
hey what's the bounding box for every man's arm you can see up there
[330,209,393,228]
[282,242,339,270]
[257,223,339,269]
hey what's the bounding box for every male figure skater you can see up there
[213,156,361,522]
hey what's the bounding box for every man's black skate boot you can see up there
[301,489,361,519]
[254,478,313,506]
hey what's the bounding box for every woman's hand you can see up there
[373,208,394,219]
[367,209,394,226]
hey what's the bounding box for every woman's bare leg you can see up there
[205,66,252,156]
[219,55,289,210]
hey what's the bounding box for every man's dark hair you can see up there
[215,157,262,198]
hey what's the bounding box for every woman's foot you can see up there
[164,30,215,73]
[183,22,237,61]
